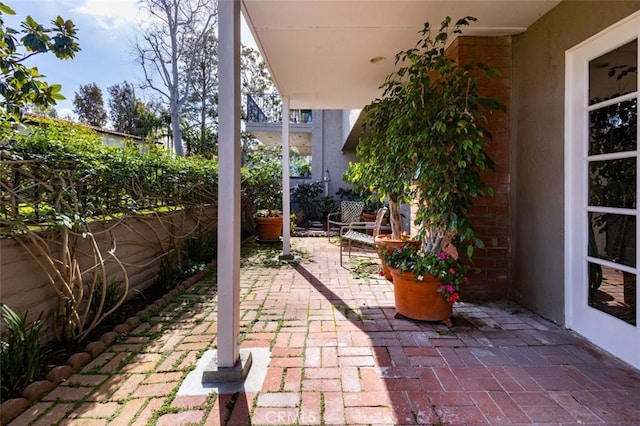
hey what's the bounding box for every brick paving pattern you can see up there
[8,238,640,425]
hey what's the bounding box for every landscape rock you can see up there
[46,365,73,385]
[21,380,55,402]
[0,398,29,425]
[66,352,92,370]
[100,331,118,347]
[85,340,106,358]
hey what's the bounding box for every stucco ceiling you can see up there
[241,0,561,109]
[250,127,313,155]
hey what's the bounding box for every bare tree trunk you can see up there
[170,9,184,157]
[388,195,404,240]
[170,99,183,156]
[200,65,207,151]
[135,0,217,157]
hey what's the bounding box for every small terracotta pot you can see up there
[390,268,452,321]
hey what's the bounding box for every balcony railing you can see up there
[246,93,312,124]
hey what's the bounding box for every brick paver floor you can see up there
[9,237,640,425]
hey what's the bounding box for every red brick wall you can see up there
[448,36,512,300]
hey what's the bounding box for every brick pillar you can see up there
[447,36,512,300]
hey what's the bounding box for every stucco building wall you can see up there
[511,1,640,323]
[313,110,357,197]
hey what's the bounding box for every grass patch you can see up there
[240,241,308,268]
[347,257,383,281]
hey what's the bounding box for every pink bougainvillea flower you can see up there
[446,293,460,303]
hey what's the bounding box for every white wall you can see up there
[312,110,358,198]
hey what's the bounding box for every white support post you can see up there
[282,97,291,257]
[216,0,241,368]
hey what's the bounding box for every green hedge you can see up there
[1,118,219,232]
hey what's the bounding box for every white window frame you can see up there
[565,10,640,369]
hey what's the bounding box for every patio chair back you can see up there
[327,200,365,240]
[340,201,364,223]
[371,206,388,237]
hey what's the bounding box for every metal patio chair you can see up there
[340,206,388,266]
[326,200,364,240]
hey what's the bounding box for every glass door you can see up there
[566,13,639,369]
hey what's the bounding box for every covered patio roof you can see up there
[241,0,560,109]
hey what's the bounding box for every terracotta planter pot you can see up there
[374,235,421,281]
[255,216,283,242]
[362,212,377,222]
[362,211,390,235]
[390,268,453,321]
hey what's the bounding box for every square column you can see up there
[282,96,291,257]
[215,0,241,369]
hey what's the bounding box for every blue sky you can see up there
[6,0,256,121]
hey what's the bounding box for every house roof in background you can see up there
[241,0,560,109]
[88,126,143,141]
[21,114,143,142]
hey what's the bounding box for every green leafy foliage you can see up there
[347,16,506,256]
[346,93,415,238]
[291,181,324,220]
[335,181,384,214]
[0,304,48,399]
[1,117,221,343]
[242,145,282,214]
[182,229,217,267]
[318,196,337,218]
[155,252,185,291]
[89,280,125,324]
[155,229,217,291]
[290,148,311,178]
[108,81,164,139]
[0,3,80,117]
[73,83,107,127]
[1,118,219,232]
[182,28,219,157]
[382,242,469,303]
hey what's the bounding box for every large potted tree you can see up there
[354,16,505,321]
[344,93,418,280]
[346,92,413,241]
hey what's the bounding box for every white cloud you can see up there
[56,108,77,121]
[72,0,141,30]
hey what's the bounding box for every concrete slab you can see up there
[177,348,270,395]
[201,349,253,383]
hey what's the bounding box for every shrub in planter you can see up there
[242,146,283,218]
[382,243,468,303]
